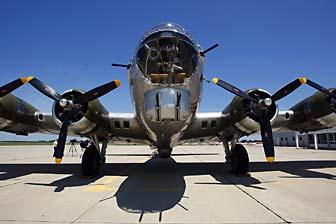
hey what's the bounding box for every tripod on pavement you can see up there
[67,139,78,157]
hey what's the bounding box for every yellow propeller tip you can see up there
[266,157,275,163]
[25,76,34,82]
[212,78,219,84]
[115,80,121,87]
[299,77,307,84]
[20,77,27,83]
[55,158,62,164]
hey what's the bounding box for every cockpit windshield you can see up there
[136,28,199,84]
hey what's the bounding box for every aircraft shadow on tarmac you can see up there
[111,158,187,222]
[0,157,336,220]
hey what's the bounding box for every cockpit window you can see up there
[136,31,198,84]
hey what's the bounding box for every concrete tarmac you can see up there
[0,144,335,223]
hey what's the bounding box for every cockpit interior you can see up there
[136,31,199,85]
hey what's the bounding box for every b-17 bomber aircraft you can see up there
[1,23,336,176]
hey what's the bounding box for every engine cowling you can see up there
[52,89,109,135]
[0,94,38,120]
[288,88,336,131]
[221,89,278,135]
[0,94,39,134]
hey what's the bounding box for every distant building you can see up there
[273,127,336,150]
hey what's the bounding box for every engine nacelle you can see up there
[221,89,278,135]
[0,94,39,134]
[288,89,336,131]
[52,89,109,135]
[0,94,38,120]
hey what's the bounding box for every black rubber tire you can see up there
[158,148,172,158]
[230,144,249,175]
[81,146,101,177]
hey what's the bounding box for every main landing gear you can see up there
[223,140,249,175]
[81,138,108,177]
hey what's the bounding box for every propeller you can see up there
[213,76,336,163]
[27,76,121,164]
[0,77,29,98]
[272,77,336,100]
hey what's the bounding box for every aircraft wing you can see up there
[182,92,336,145]
[181,112,222,143]
[102,113,150,144]
[0,93,150,145]
[182,105,336,143]
[0,94,59,136]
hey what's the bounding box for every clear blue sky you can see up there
[1,0,336,140]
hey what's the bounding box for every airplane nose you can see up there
[144,88,191,122]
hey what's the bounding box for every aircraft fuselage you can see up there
[128,23,204,155]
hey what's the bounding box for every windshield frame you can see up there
[136,32,199,84]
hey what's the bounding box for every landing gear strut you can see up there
[222,140,249,175]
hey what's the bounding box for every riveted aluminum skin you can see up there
[144,88,191,121]
[129,23,204,150]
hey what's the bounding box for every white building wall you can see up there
[273,127,336,150]
[273,131,297,147]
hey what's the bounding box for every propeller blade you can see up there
[75,80,121,104]
[259,110,275,163]
[212,77,258,103]
[53,110,70,164]
[0,77,27,97]
[271,78,303,101]
[27,77,62,101]
[272,77,336,101]
[306,79,336,98]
